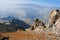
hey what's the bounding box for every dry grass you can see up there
[0,30,60,40]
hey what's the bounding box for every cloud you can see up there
[16,9,26,18]
[9,9,27,20]
[0,3,59,24]
[38,8,51,14]
[0,16,8,18]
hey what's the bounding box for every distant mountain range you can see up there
[0,19,30,32]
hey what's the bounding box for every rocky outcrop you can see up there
[52,17,60,35]
[31,19,46,30]
[26,18,46,33]
[47,9,60,28]
[28,9,60,34]
[47,9,60,35]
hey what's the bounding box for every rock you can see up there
[47,9,60,28]
[0,34,9,40]
[53,18,60,35]
[33,26,44,33]
[29,18,46,33]
[47,9,60,35]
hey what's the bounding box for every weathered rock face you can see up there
[47,9,60,35]
[53,17,60,35]
[29,19,46,33]
[26,9,60,35]
[47,9,60,28]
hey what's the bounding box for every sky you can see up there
[0,0,60,23]
[0,0,60,7]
